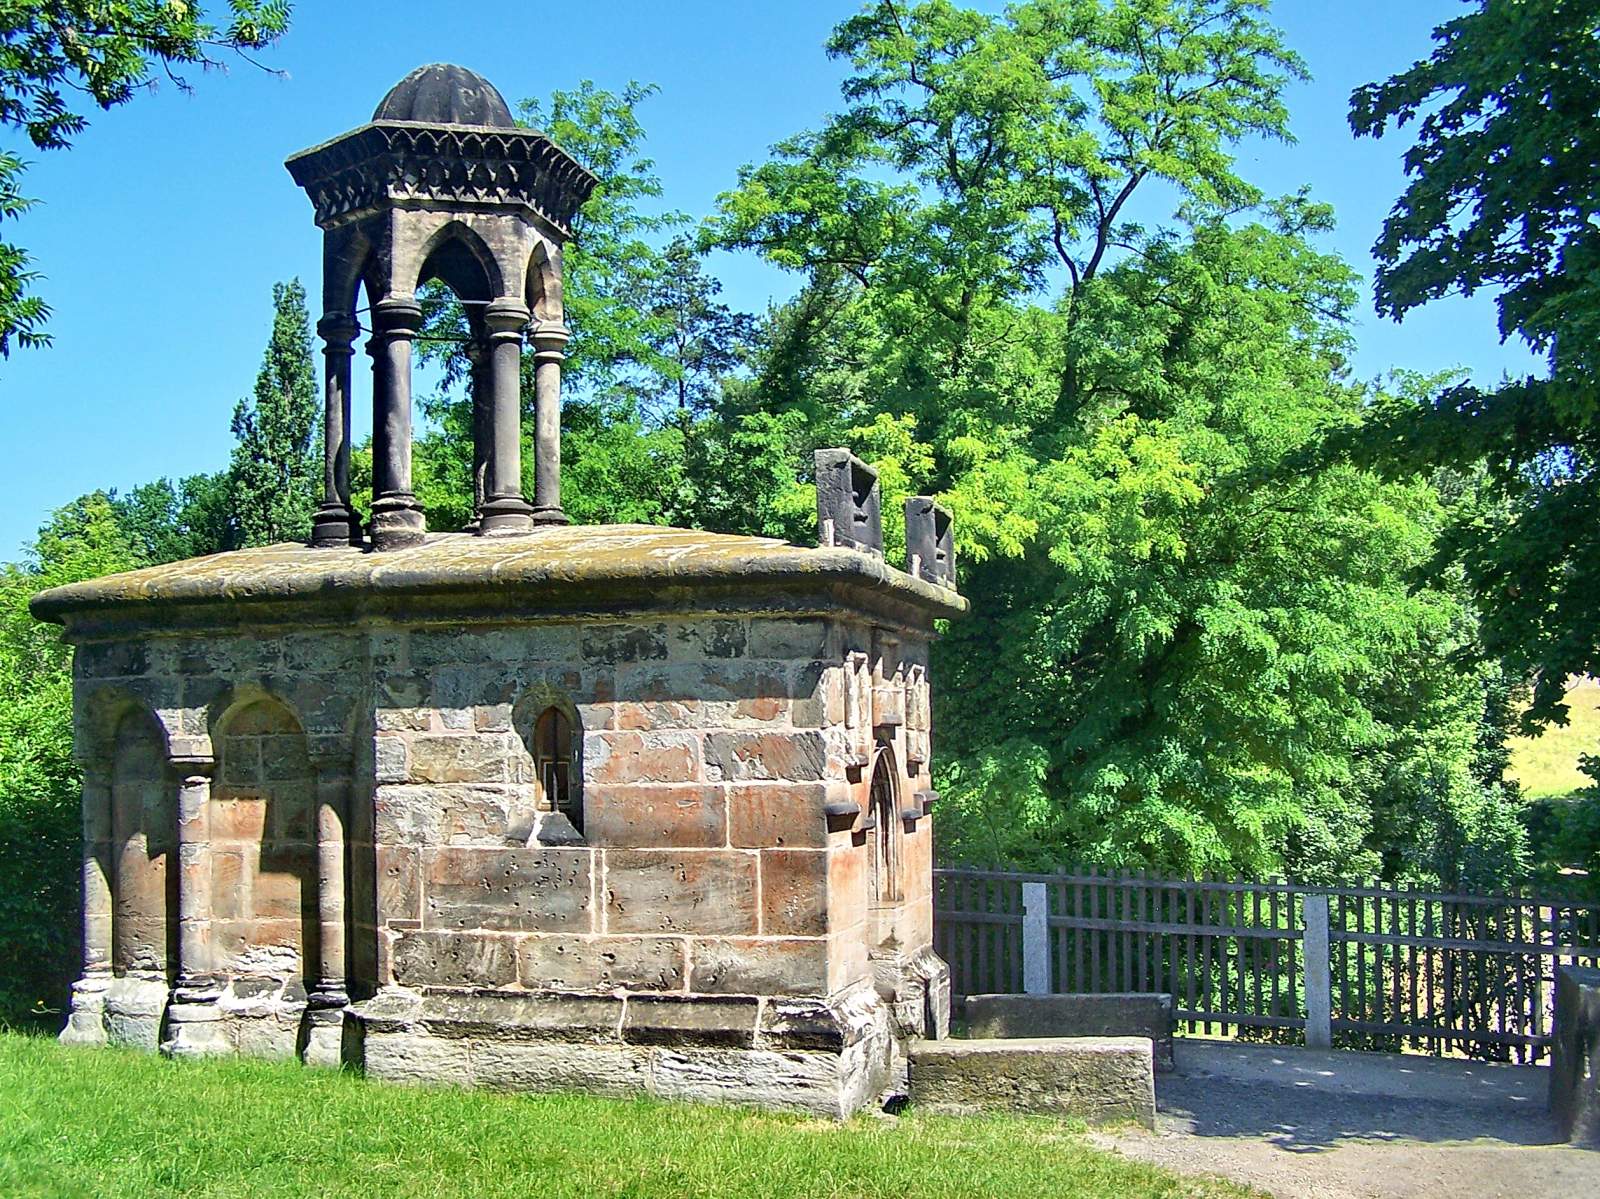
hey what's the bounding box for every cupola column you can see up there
[369,298,427,550]
[465,331,491,531]
[311,314,360,547]
[531,321,571,524]
[478,298,536,535]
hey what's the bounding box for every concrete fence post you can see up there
[1303,893,1332,1049]
[1022,881,1050,995]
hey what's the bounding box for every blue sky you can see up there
[0,0,1540,560]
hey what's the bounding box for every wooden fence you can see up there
[933,867,1600,1062]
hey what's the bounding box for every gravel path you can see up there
[1092,1040,1599,1199]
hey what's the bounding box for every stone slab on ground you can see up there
[1093,1038,1600,1199]
[908,1035,1155,1128]
[1550,966,1600,1146]
[965,992,1175,1071]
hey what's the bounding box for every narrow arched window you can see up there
[869,748,899,904]
[533,707,578,832]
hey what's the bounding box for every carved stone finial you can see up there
[904,496,956,588]
[815,448,882,557]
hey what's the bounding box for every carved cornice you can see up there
[285,121,598,235]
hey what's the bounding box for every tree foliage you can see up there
[0,2,1558,950]
[1347,0,1600,733]
[708,0,1524,881]
[413,83,795,535]
[0,1,291,355]
[0,494,141,1023]
[228,278,319,546]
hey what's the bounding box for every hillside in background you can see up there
[1509,678,1600,800]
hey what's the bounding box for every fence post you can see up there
[1303,893,1332,1049]
[1022,881,1050,995]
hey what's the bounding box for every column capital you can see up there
[167,742,215,776]
[316,313,359,346]
[483,297,531,339]
[530,320,571,361]
[371,296,424,334]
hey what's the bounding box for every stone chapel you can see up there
[32,64,964,1117]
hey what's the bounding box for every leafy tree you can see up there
[710,0,1523,881]
[0,1,291,355]
[0,493,140,1023]
[1347,0,1600,730]
[228,278,319,546]
[627,238,757,420]
[112,472,238,562]
[414,83,777,532]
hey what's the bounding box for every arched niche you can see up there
[512,694,584,844]
[868,743,901,906]
[110,707,177,981]
[211,696,319,987]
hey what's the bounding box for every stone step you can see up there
[964,992,1175,1071]
[908,1036,1156,1128]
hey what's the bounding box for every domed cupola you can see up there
[372,63,516,128]
[286,65,597,549]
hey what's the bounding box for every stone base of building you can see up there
[874,944,952,1043]
[346,983,902,1118]
[60,974,345,1066]
[99,975,170,1051]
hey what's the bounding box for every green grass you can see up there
[0,1033,1255,1199]
[1508,677,1600,800]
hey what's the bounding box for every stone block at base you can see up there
[908,1036,1155,1128]
[965,993,1175,1071]
[347,985,899,1119]
[1550,966,1600,1146]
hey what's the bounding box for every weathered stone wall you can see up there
[213,700,316,981]
[60,600,947,1115]
[110,710,175,981]
[210,698,319,1056]
[1551,966,1600,1145]
[368,615,936,1016]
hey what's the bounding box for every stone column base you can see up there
[161,982,232,1059]
[302,1001,349,1068]
[58,975,111,1047]
[310,502,361,547]
[370,493,426,551]
[477,496,536,536]
[346,985,898,1119]
[103,976,171,1051]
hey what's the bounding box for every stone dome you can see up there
[373,63,515,128]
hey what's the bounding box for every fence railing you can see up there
[933,867,1600,1062]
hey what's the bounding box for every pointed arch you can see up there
[414,219,502,302]
[109,706,177,981]
[868,743,901,905]
[322,225,380,320]
[526,239,563,322]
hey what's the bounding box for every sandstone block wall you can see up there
[368,615,934,1013]
[61,602,948,1114]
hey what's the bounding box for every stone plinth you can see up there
[33,526,963,1117]
[1551,966,1600,1145]
[908,1037,1156,1127]
[965,992,1176,1071]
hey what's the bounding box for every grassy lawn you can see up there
[0,1033,1253,1199]
[1508,677,1600,800]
